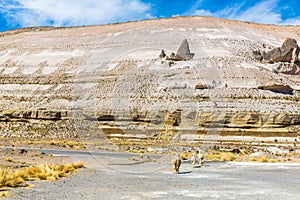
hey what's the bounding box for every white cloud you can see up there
[1,0,151,27]
[281,17,300,26]
[191,0,300,25]
[233,0,281,24]
[193,9,213,16]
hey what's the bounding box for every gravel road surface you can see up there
[4,150,300,200]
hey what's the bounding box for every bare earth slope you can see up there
[0,17,299,145]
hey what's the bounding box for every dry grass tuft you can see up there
[205,148,300,163]
[269,158,277,163]
[0,191,10,197]
[131,157,139,161]
[259,156,268,162]
[220,152,236,161]
[250,157,257,162]
[5,158,14,162]
[206,153,221,161]
[49,140,86,150]
[128,149,146,154]
[206,151,239,162]
[4,157,26,165]
[0,161,84,190]
[0,168,25,188]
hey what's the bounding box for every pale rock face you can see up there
[0,17,299,140]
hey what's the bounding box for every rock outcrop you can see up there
[159,49,166,59]
[274,62,300,75]
[0,110,68,121]
[254,38,300,75]
[262,38,300,63]
[175,39,194,60]
[257,85,294,95]
[252,50,263,61]
[195,84,209,90]
[166,39,194,61]
[97,110,300,140]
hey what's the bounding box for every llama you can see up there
[198,149,204,166]
[172,153,182,174]
[191,152,196,168]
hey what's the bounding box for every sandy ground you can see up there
[2,150,300,200]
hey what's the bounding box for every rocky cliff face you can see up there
[0,17,300,142]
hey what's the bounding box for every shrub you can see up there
[259,156,268,162]
[250,157,257,162]
[131,157,139,161]
[5,157,14,162]
[0,168,25,188]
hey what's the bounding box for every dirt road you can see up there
[5,150,300,200]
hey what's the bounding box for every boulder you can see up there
[257,84,293,95]
[263,38,299,63]
[168,61,175,67]
[159,49,166,59]
[166,53,182,61]
[195,84,209,90]
[281,38,299,62]
[169,52,176,60]
[176,39,194,60]
[274,62,300,75]
[166,39,194,61]
[252,50,263,61]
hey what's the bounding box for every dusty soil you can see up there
[3,157,300,200]
[0,145,299,199]
[0,148,75,168]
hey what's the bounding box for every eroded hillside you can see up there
[0,17,299,147]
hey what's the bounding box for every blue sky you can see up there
[0,0,299,32]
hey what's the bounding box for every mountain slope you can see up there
[0,17,299,144]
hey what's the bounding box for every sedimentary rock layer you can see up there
[0,17,300,140]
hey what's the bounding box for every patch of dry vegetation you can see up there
[4,157,26,166]
[0,138,86,150]
[108,138,193,154]
[99,138,300,164]
[206,151,240,162]
[0,191,10,197]
[0,161,84,197]
[48,140,86,150]
[259,156,268,162]
[206,148,300,163]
